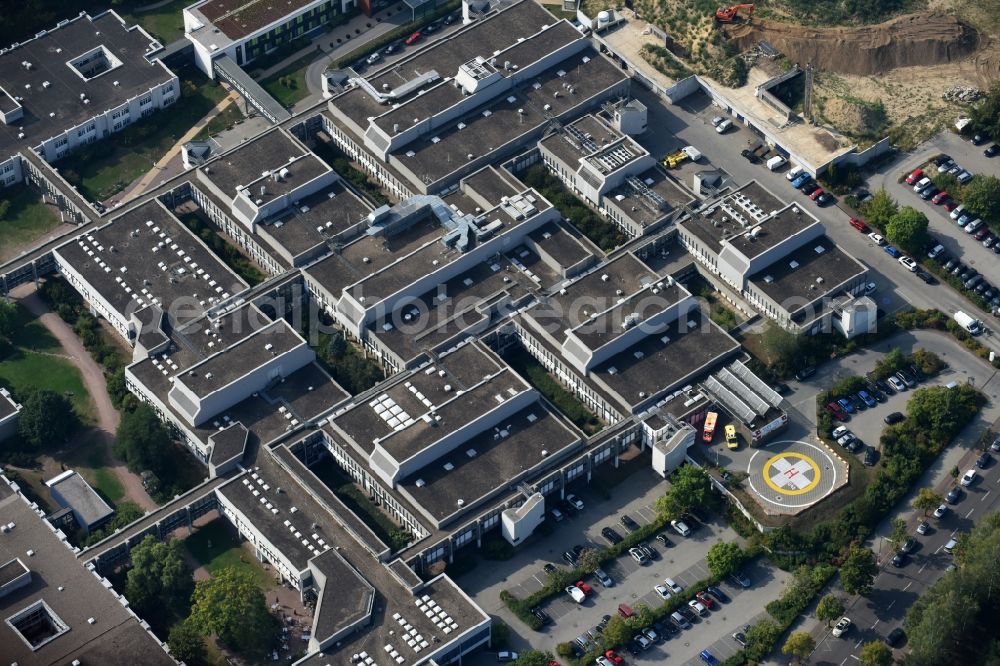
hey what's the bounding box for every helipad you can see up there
[746,440,847,515]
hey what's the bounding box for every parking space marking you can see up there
[966,507,976,518]
[871,619,880,630]
[903,581,912,591]
[918,563,927,573]
[982,490,991,501]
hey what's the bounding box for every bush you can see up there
[520,165,626,251]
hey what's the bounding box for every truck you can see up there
[954,311,982,335]
[702,411,718,443]
[663,146,702,168]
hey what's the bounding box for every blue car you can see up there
[791,173,811,188]
[700,650,720,666]
[837,398,856,414]
[858,390,877,408]
[884,244,901,258]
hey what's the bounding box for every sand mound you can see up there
[823,98,881,134]
[725,12,981,76]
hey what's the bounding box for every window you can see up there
[55,137,68,148]
[3,163,12,173]
[139,95,152,106]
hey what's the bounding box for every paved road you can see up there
[629,87,1000,358]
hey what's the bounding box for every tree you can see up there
[963,175,1000,226]
[0,299,16,339]
[744,618,782,661]
[841,546,878,596]
[815,594,845,626]
[114,403,172,477]
[859,640,893,666]
[168,619,207,666]
[656,464,714,518]
[490,619,510,647]
[601,614,633,647]
[887,517,908,549]
[759,322,808,376]
[326,331,347,359]
[126,535,194,619]
[912,487,943,515]
[706,541,745,578]
[513,651,554,666]
[577,548,601,574]
[862,187,899,230]
[885,206,929,255]
[189,567,278,658]
[17,389,78,449]
[781,631,816,663]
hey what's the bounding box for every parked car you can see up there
[967,219,985,234]
[916,269,937,284]
[900,537,917,554]
[905,168,924,184]
[884,244,901,258]
[934,503,948,518]
[913,177,932,192]
[950,204,965,220]
[937,159,955,173]
[566,494,584,510]
[716,119,733,133]
[602,527,624,545]
[670,611,691,630]
[595,568,613,587]
[927,243,946,259]
[827,402,849,421]
[947,486,963,504]
[849,217,869,232]
[576,581,594,596]
[801,182,820,196]
[706,585,729,603]
[962,468,977,486]
[404,31,422,45]
[932,190,949,204]
[857,390,877,408]
[884,411,905,425]
[795,366,816,381]
[663,577,684,594]
[868,232,887,246]
[733,631,748,646]
[620,514,640,531]
[532,607,551,625]
[863,446,878,466]
[791,173,811,188]
[917,521,930,535]
[896,370,916,388]
[958,170,974,184]
[655,584,671,599]
[628,547,648,564]
[832,617,852,637]
[972,133,988,145]
[919,185,939,200]
[809,186,825,201]
[497,651,520,662]
[655,533,673,547]
[888,376,906,392]
[816,192,834,206]
[986,144,1000,157]
[688,599,708,616]
[874,378,893,395]
[670,519,691,536]
[837,398,856,414]
[898,256,918,272]
[891,551,908,567]
[885,628,906,647]
[730,570,751,588]
[976,451,991,469]
[699,649,720,666]
[832,425,850,439]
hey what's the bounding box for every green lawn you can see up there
[185,518,272,589]
[193,103,245,141]
[0,303,94,422]
[122,0,191,43]
[260,54,316,108]
[62,444,125,503]
[57,75,228,201]
[0,185,63,261]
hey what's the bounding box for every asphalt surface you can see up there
[453,465,791,666]
[628,86,1000,358]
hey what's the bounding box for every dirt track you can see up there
[725,11,982,76]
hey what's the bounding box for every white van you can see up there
[767,155,787,171]
[786,165,805,181]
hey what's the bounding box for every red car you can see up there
[695,591,716,609]
[826,402,848,421]
[945,201,959,212]
[404,31,422,45]
[809,187,825,201]
[575,581,594,596]
[604,650,625,666]
[932,191,949,204]
[974,227,990,240]
[849,217,869,232]
[906,168,924,185]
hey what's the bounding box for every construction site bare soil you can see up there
[725,12,984,77]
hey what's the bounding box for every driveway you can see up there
[11,283,157,512]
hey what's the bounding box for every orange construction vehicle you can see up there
[715,3,755,23]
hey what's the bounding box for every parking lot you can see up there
[454,462,792,666]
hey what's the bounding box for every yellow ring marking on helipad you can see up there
[762,451,821,495]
